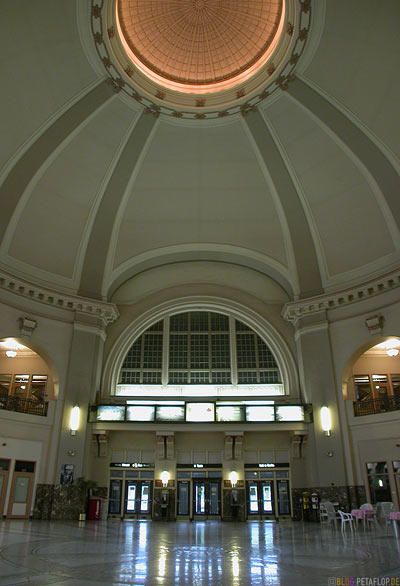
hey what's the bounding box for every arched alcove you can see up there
[0,337,59,401]
[341,336,400,403]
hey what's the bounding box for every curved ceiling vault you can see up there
[0,0,399,303]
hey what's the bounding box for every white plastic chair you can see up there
[360,503,379,530]
[338,510,355,533]
[320,501,340,530]
[376,502,393,533]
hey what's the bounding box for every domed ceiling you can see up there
[117,0,283,87]
[0,0,399,306]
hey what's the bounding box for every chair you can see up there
[360,503,379,530]
[338,510,355,533]
[320,501,340,530]
[376,502,393,533]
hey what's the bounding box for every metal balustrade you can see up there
[0,393,48,417]
[353,395,400,417]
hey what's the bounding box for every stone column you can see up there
[294,311,351,507]
[55,312,106,484]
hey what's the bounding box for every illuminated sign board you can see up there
[156,405,185,422]
[110,462,153,468]
[186,402,215,422]
[96,406,125,421]
[244,463,289,469]
[176,463,223,469]
[126,406,155,421]
[275,405,304,422]
[245,405,274,422]
[216,405,243,422]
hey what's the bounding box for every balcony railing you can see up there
[0,393,48,417]
[353,395,400,417]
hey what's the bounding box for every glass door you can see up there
[177,481,190,516]
[247,482,259,515]
[208,481,220,516]
[194,481,206,515]
[261,481,274,515]
[6,460,35,519]
[109,479,122,515]
[140,482,151,514]
[0,459,10,517]
[277,480,291,515]
[125,481,137,514]
[193,480,221,518]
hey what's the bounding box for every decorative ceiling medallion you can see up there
[91,0,311,119]
[117,0,283,89]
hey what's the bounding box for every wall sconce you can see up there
[5,350,17,358]
[320,406,331,436]
[229,471,239,487]
[160,470,170,487]
[70,406,80,436]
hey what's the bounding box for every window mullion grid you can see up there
[162,316,169,385]
[139,335,145,384]
[208,313,212,383]
[229,314,238,386]
[254,332,260,383]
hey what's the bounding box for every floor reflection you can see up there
[0,520,399,586]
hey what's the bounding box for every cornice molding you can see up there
[282,268,400,323]
[0,269,119,325]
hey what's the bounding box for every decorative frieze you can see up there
[0,269,119,324]
[282,269,400,323]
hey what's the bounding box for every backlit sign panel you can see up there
[245,405,274,422]
[126,405,155,421]
[186,402,215,422]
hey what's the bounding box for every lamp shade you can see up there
[69,406,80,433]
[320,406,331,435]
[160,470,170,487]
[229,471,239,487]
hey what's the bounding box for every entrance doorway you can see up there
[124,480,153,518]
[0,459,10,516]
[193,479,221,519]
[247,480,275,518]
[6,460,36,518]
[245,468,291,519]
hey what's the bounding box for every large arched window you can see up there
[118,311,282,395]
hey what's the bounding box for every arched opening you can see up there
[102,297,299,401]
[341,336,400,507]
[0,337,59,415]
[342,336,400,411]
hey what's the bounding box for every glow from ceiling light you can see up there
[375,339,400,350]
[0,338,27,351]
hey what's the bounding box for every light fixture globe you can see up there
[160,470,170,487]
[229,471,239,487]
[386,348,399,357]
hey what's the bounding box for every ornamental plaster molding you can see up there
[0,269,119,325]
[282,269,400,324]
[89,0,312,119]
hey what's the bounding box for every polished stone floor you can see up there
[0,520,399,586]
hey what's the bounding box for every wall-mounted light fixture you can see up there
[70,405,80,435]
[5,350,17,358]
[320,406,331,436]
[160,470,170,487]
[229,471,239,488]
